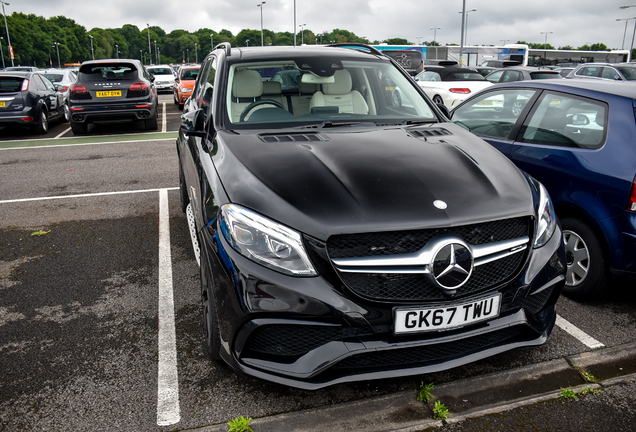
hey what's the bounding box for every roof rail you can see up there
[326,43,383,56]
[214,42,232,57]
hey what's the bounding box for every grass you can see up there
[227,415,253,432]
[433,400,449,420]
[417,382,435,403]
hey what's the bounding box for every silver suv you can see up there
[566,63,636,81]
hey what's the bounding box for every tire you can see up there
[433,95,444,106]
[144,111,158,130]
[179,163,189,214]
[173,92,179,105]
[561,217,608,299]
[70,121,88,134]
[201,243,222,361]
[63,103,70,123]
[35,108,48,134]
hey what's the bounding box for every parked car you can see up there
[554,67,574,78]
[68,59,158,134]
[450,80,636,298]
[147,64,176,92]
[42,68,78,122]
[565,63,636,82]
[414,66,492,108]
[480,60,522,68]
[475,66,499,77]
[173,65,200,109]
[177,42,565,389]
[485,67,563,83]
[5,66,41,72]
[0,70,66,133]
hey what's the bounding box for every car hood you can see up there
[212,123,533,240]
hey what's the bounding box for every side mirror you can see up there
[175,77,180,83]
[180,108,207,139]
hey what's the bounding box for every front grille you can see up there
[327,217,531,302]
[332,326,525,370]
[244,325,372,357]
[338,252,525,302]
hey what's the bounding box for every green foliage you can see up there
[433,400,449,420]
[578,387,601,396]
[580,371,598,383]
[417,382,435,403]
[227,415,253,432]
[560,387,578,401]
[384,37,411,45]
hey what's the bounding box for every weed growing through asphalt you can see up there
[227,415,253,432]
[560,387,578,401]
[579,387,601,396]
[433,400,449,420]
[580,371,598,383]
[417,382,435,403]
[30,229,51,237]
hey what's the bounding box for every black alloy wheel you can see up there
[561,217,608,299]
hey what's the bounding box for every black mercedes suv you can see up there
[68,59,158,134]
[177,43,566,389]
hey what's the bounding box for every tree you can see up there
[384,38,410,45]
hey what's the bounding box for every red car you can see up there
[173,65,200,109]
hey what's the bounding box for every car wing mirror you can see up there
[180,108,208,141]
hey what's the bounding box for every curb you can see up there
[195,341,636,432]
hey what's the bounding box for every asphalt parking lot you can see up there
[1,94,635,431]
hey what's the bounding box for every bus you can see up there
[527,49,631,66]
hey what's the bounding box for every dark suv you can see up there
[68,59,158,134]
[177,43,565,389]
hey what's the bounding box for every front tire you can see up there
[201,243,222,361]
[433,95,444,106]
[561,218,608,299]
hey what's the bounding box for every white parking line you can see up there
[157,188,180,426]
[555,314,605,349]
[55,127,71,139]
[162,103,167,133]
[0,187,178,204]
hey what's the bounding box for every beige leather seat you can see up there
[262,81,288,111]
[231,69,263,122]
[309,69,369,115]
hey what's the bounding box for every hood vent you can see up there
[406,128,453,140]
[259,133,328,143]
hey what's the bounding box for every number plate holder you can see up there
[393,293,501,334]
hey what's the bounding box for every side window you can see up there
[40,76,56,91]
[452,89,537,139]
[196,57,217,108]
[601,67,620,80]
[520,92,607,149]
[502,71,521,82]
[33,75,47,91]
[577,67,599,77]
[486,70,504,83]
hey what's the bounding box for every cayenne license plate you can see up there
[96,91,121,97]
[394,294,501,334]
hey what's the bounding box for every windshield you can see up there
[225,58,437,129]
[148,67,173,75]
[43,73,64,83]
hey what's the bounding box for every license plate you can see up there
[0,101,5,107]
[394,294,501,334]
[96,91,121,97]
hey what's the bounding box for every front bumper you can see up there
[202,220,566,390]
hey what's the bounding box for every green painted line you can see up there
[0,131,179,149]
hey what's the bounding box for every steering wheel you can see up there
[240,100,287,122]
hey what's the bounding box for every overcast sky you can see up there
[6,0,636,50]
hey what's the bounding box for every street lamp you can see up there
[617,18,636,50]
[187,48,189,63]
[140,49,143,63]
[154,40,157,64]
[620,6,636,53]
[299,23,306,45]
[293,0,297,47]
[0,36,5,69]
[540,31,553,50]
[430,27,441,60]
[210,34,214,51]
[458,8,477,46]
[115,43,119,59]
[89,34,94,60]
[258,2,266,46]
[416,36,423,45]
[1,1,13,67]
[195,42,198,63]
[500,39,509,45]
[147,23,152,65]
[53,42,60,68]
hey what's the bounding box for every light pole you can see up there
[1,1,13,67]
[115,43,119,59]
[140,49,143,63]
[154,40,157,64]
[416,36,423,45]
[89,34,94,60]
[258,2,266,46]
[187,48,189,63]
[146,23,152,65]
[210,34,214,51]
[299,23,306,45]
[458,8,477,46]
[430,27,441,60]
[195,42,198,63]
[0,36,5,69]
[616,18,635,50]
[293,0,297,47]
[500,39,509,45]
[620,5,636,53]
[53,42,60,68]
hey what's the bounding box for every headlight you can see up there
[533,181,556,248]
[219,204,318,276]
[180,87,192,92]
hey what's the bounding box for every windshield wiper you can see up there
[401,119,437,125]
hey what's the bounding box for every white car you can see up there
[414,66,492,108]
[147,65,176,92]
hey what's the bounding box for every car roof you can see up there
[0,71,30,77]
[491,79,636,99]
[223,45,388,63]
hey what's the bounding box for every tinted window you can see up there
[502,71,522,82]
[79,63,138,81]
[530,72,561,80]
[180,68,199,80]
[452,89,537,139]
[450,72,485,81]
[486,70,504,83]
[0,77,25,92]
[147,67,173,75]
[521,92,607,149]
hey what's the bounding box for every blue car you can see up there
[451,80,636,298]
